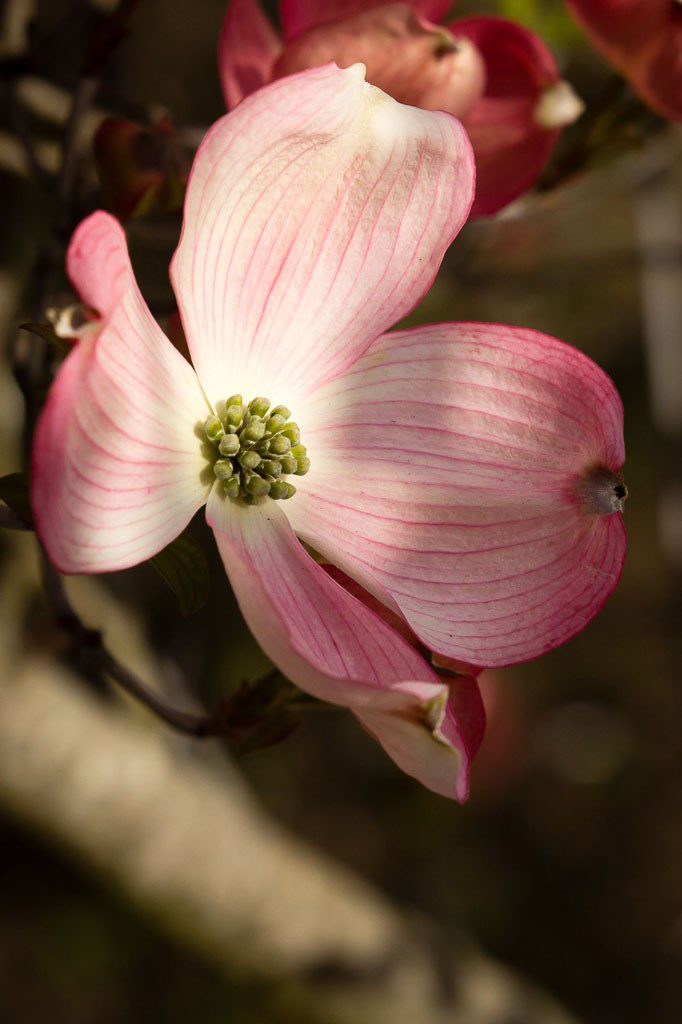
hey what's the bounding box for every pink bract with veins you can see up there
[566,0,682,121]
[219,0,584,216]
[32,65,626,800]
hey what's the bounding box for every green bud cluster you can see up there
[203,395,309,504]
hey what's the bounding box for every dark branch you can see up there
[38,551,227,736]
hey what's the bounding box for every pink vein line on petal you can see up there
[247,135,398,382]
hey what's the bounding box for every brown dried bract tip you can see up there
[577,465,628,516]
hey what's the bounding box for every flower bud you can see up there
[219,433,240,456]
[270,480,296,500]
[204,416,225,443]
[269,434,291,455]
[239,450,261,470]
[242,420,267,445]
[249,397,271,417]
[214,459,234,480]
[266,413,288,433]
[244,472,270,496]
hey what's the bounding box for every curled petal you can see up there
[279,1,455,41]
[273,5,486,120]
[219,0,282,109]
[207,491,481,799]
[566,0,682,121]
[290,322,626,668]
[454,16,570,216]
[32,212,211,573]
[66,208,136,316]
[171,63,474,412]
[323,562,486,771]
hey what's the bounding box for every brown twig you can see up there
[37,548,319,748]
[38,550,228,735]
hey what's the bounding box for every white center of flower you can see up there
[203,396,309,504]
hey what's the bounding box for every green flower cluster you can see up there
[203,395,309,503]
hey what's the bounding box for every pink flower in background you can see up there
[219,0,584,216]
[566,0,682,122]
[32,65,626,800]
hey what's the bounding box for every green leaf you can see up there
[19,322,70,356]
[0,472,34,527]
[151,529,209,616]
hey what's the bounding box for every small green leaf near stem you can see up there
[19,322,70,357]
[150,529,210,616]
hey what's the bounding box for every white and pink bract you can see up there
[32,65,626,800]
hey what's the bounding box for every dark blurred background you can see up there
[0,1,680,1022]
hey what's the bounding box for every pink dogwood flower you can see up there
[32,65,626,800]
[219,0,584,215]
[566,0,682,122]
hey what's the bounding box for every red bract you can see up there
[566,0,682,121]
[219,0,583,215]
[273,6,487,119]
